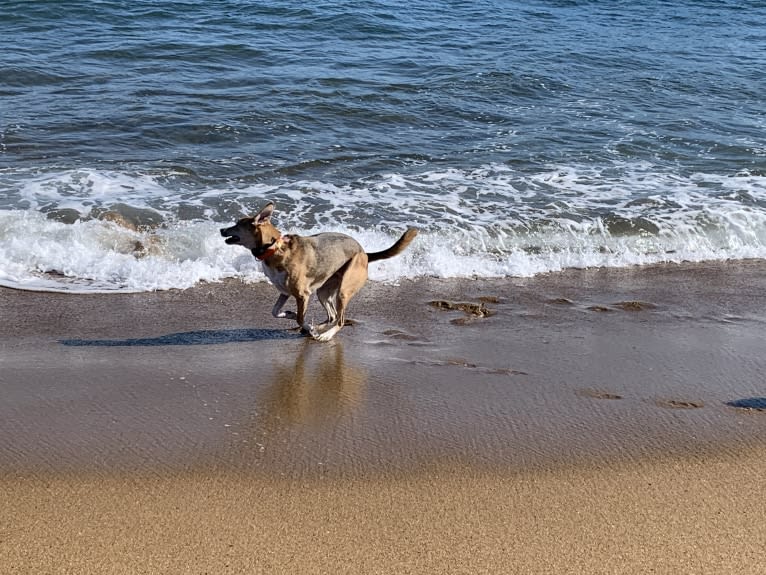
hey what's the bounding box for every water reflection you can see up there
[255,340,367,432]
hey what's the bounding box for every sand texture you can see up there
[2,260,766,573]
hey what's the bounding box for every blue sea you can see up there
[1,0,765,292]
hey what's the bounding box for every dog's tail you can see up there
[367,228,418,262]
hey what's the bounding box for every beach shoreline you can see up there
[2,260,766,573]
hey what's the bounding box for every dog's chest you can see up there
[261,262,290,294]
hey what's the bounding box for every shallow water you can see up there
[2,1,765,291]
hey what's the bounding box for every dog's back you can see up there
[291,232,365,281]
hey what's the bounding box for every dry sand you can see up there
[1,260,766,573]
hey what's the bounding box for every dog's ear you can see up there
[255,202,274,225]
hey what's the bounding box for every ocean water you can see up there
[1,0,765,292]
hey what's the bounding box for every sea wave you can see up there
[1,163,766,292]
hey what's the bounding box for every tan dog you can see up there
[221,202,417,341]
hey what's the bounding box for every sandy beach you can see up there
[2,260,766,574]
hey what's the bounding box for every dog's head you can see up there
[220,202,282,255]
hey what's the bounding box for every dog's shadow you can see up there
[60,328,302,347]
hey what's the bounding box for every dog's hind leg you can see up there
[313,253,368,342]
[316,274,341,328]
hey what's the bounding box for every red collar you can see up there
[256,246,277,261]
[255,235,289,261]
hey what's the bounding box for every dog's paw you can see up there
[313,325,341,342]
[300,324,318,338]
[277,310,297,320]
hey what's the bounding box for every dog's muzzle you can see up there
[220,228,240,245]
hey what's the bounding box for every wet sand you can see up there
[2,260,766,573]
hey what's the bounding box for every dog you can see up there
[221,202,417,341]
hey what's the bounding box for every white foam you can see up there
[2,163,766,292]
[13,169,176,213]
[0,212,259,293]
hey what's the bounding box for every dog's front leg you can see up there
[295,293,314,335]
[271,294,297,320]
